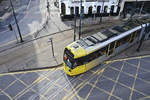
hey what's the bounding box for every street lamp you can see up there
[79,0,82,40]
[74,7,77,41]
[100,0,104,23]
[9,0,23,42]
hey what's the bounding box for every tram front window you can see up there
[64,54,75,69]
[64,48,85,69]
[64,49,76,69]
[64,55,84,69]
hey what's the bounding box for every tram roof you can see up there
[67,17,150,57]
[76,19,143,48]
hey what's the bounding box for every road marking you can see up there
[105,55,150,64]
[108,61,125,100]
[1,90,13,100]
[138,96,150,100]
[63,68,105,100]
[84,69,104,100]
[129,58,141,100]
[108,65,150,97]
[0,66,62,77]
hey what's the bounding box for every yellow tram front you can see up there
[63,42,87,76]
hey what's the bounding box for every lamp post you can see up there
[74,7,76,41]
[79,0,82,40]
[100,0,104,23]
[9,0,23,42]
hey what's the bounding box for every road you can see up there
[0,55,150,100]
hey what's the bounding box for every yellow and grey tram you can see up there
[63,18,150,76]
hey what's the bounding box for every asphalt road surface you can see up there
[0,55,150,100]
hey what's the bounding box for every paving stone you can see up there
[4,80,26,98]
[96,76,114,92]
[122,63,137,76]
[0,75,16,90]
[78,84,92,99]
[17,89,41,100]
[135,79,150,95]
[126,59,139,67]
[110,61,123,70]
[0,92,10,100]
[19,72,39,85]
[118,72,134,88]
[113,83,131,100]
[110,96,120,100]
[141,56,150,62]
[140,60,150,71]
[87,87,109,100]
[103,67,119,80]
[131,91,145,100]
[31,79,53,95]
[137,71,150,82]
[89,75,99,85]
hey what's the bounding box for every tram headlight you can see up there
[64,56,67,60]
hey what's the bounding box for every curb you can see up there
[0,63,63,76]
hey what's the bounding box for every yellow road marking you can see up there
[63,68,105,100]
[105,54,150,64]
[108,61,125,100]
[88,83,122,100]
[1,90,13,100]
[138,96,150,100]
[129,57,141,100]
[84,69,104,100]
[0,66,63,77]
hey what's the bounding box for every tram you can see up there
[59,0,120,19]
[63,17,150,76]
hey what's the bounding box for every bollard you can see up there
[48,38,55,57]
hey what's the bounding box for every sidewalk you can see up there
[0,29,75,73]
[0,0,48,46]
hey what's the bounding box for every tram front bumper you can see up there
[64,63,86,76]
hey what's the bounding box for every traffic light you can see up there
[8,24,13,31]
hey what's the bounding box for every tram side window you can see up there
[116,35,129,47]
[100,46,108,55]
[87,51,100,62]
[109,42,115,50]
[76,46,108,64]
[76,57,85,66]
[137,29,141,36]
[129,31,138,43]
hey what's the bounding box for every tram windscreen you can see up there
[64,49,76,69]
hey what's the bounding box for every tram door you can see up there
[129,31,138,43]
[107,41,116,56]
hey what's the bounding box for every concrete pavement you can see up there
[0,0,48,46]
[0,29,75,73]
